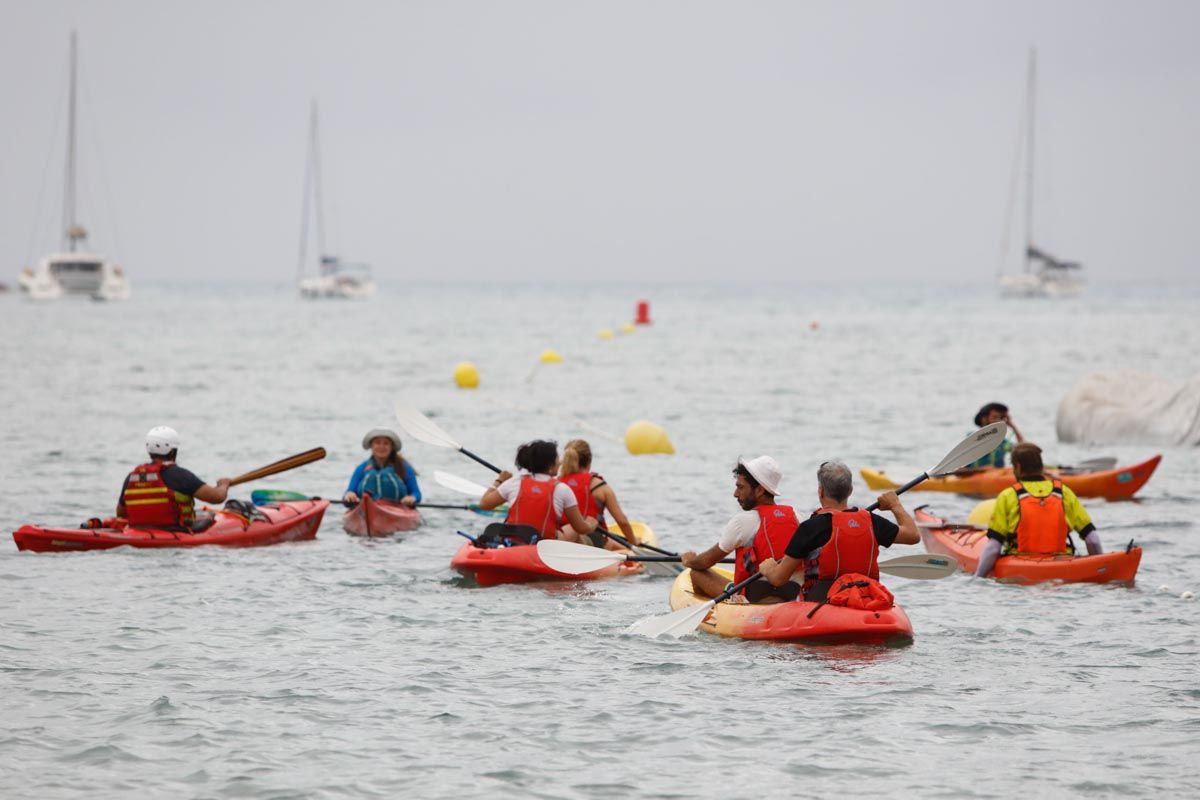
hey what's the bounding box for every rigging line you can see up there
[312,100,326,258]
[1024,48,1037,273]
[25,67,69,268]
[997,68,1027,279]
[63,30,78,251]
[79,65,125,258]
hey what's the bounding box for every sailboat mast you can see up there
[63,30,78,252]
[1023,48,1036,273]
[297,101,315,281]
[311,101,326,259]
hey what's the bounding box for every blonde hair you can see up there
[560,439,592,476]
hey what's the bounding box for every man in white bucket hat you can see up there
[681,456,804,604]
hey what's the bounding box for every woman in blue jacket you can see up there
[343,428,422,506]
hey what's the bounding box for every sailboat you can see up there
[19,32,130,302]
[296,101,375,300]
[997,49,1083,299]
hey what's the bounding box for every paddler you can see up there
[680,456,803,604]
[967,402,1025,468]
[343,428,422,506]
[479,439,599,544]
[558,439,640,549]
[116,426,231,530]
[974,442,1103,577]
[758,461,920,601]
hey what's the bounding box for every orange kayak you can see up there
[915,508,1141,584]
[342,495,421,536]
[13,500,328,553]
[450,541,644,587]
[668,568,913,645]
[862,454,1161,500]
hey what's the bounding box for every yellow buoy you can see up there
[539,349,563,364]
[619,323,635,334]
[597,328,614,340]
[968,498,996,527]
[624,420,675,455]
[453,361,480,389]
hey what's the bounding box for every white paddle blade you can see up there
[634,549,686,577]
[536,540,627,575]
[1070,457,1118,472]
[434,470,491,497]
[928,422,1008,476]
[877,553,959,580]
[394,406,463,450]
[625,600,715,639]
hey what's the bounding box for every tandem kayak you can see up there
[862,454,1161,500]
[12,500,328,553]
[668,568,913,645]
[915,507,1141,585]
[342,495,421,537]
[451,524,660,587]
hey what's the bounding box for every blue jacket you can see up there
[346,458,422,502]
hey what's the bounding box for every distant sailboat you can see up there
[998,49,1083,299]
[19,31,130,302]
[296,101,375,300]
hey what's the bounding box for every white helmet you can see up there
[146,426,180,456]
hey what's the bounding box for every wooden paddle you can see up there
[228,447,326,487]
[624,423,1007,639]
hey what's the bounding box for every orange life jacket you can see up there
[123,461,195,528]
[1013,480,1070,554]
[505,476,560,540]
[815,508,879,581]
[560,471,603,524]
[734,503,799,587]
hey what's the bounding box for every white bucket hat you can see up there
[362,428,402,451]
[738,455,782,496]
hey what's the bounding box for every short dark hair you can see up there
[733,464,760,489]
[975,402,1009,427]
[1011,442,1044,479]
[515,440,558,474]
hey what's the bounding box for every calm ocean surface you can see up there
[2,282,1198,798]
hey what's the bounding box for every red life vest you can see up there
[560,471,602,522]
[1013,480,1070,554]
[505,476,560,540]
[815,508,879,581]
[123,461,195,528]
[734,503,799,586]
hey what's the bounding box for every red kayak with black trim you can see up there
[12,500,328,553]
[450,541,645,587]
[669,568,913,645]
[915,507,1141,585]
[342,495,421,537]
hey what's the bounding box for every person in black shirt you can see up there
[759,461,919,601]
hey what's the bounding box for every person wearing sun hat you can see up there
[680,455,803,604]
[343,428,422,507]
[967,402,1025,468]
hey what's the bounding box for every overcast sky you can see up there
[1,1,1197,285]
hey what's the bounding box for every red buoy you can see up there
[635,300,652,325]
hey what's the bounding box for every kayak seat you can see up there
[474,522,541,548]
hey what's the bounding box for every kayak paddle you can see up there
[229,447,326,487]
[250,488,503,517]
[624,422,1007,639]
[537,540,957,580]
[434,470,493,497]
[394,406,503,473]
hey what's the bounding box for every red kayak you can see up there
[342,495,421,536]
[915,507,1141,584]
[450,541,644,587]
[12,500,328,553]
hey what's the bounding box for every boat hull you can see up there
[12,500,327,553]
[341,495,421,536]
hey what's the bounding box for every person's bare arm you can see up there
[681,544,729,571]
[562,504,598,536]
[194,479,232,504]
[877,491,918,544]
[479,471,512,510]
[598,484,638,544]
[759,555,804,586]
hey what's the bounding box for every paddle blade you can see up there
[394,406,463,450]
[536,540,627,575]
[434,470,492,497]
[928,422,1008,476]
[877,553,959,580]
[625,600,715,639]
[251,489,310,505]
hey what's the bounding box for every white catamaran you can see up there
[296,101,375,300]
[997,49,1083,299]
[19,32,130,302]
